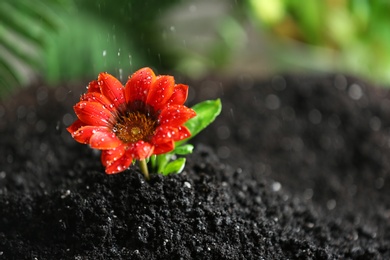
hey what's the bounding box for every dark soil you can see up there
[1,73,389,259]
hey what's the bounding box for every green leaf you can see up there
[0,0,66,96]
[161,158,186,176]
[173,144,194,155]
[177,99,222,145]
[156,154,172,173]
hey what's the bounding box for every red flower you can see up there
[67,67,196,174]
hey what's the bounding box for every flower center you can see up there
[113,110,158,144]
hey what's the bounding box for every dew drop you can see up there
[326,199,337,210]
[129,54,132,66]
[348,84,363,100]
[102,50,107,57]
[36,87,48,105]
[217,125,230,140]
[271,182,281,192]
[119,68,123,81]
[61,190,71,199]
[369,116,381,131]
[265,94,280,110]
[334,74,347,90]
[308,109,322,124]
[35,120,47,133]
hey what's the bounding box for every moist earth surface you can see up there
[0,73,389,259]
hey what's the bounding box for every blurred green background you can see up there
[1,0,390,97]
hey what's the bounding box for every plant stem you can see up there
[139,159,150,180]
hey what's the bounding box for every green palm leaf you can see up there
[0,0,63,96]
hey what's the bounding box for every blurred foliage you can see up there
[0,0,64,96]
[61,0,181,79]
[246,0,390,84]
[2,0,390,97]
[156,1,247,78]
[0,0,180,97]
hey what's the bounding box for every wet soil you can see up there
[0,73,389,259]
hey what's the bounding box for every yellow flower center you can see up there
[113,110,158,143]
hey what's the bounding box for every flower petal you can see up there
[81,92,116,113]
[153,125,178,143]
[146,75,175,110]
[129,141,154,160]
[74,101,113,126]
[159,105,196,127]
[104,151,133,174]
[89,130,122,149]
[72,126,110,144]
[125,67,156,103]
[101,145,125,167]
[153,141,174,155]
[66,119,85,135]
[87,80,100,93]
[152,125,191,144]
[174,126,192,141]
[98,73,125,109]
[167,84,188,106]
